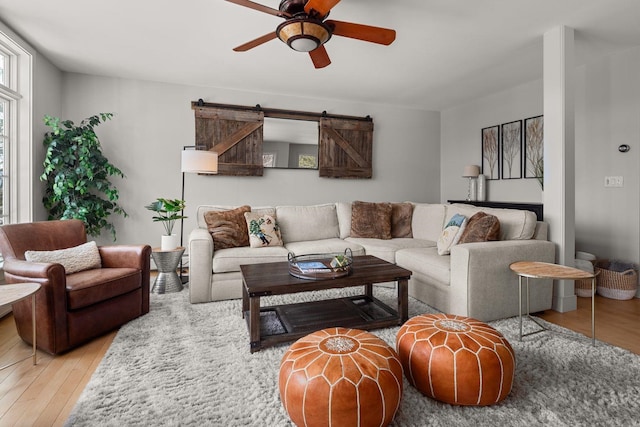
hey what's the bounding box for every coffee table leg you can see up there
[242,279,248,319]
[249,296,261,353]
[397,279,408,323]
[365,283,373,298]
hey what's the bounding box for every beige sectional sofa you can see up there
[188,202,555,322]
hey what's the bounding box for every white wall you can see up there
[32,54,63,221]
[574,46,640,264]
[59,73,441,247]
[441,46,640,269]
[441,79,544,204]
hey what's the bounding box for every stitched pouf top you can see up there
[279,327,403,427]
[396,313,515,406]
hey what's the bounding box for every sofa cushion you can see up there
[336,202,352,239]
[350,201,392,239]
[411,203,447,241]
[285,238,366,257]
[457,212,500,244]
[244,212,283,248]
[203,205,250,249]
[396,247,451,286]
[276,204,340,243]
[391,203,413,238]
[437,213,468,255]
[346,237,436,264]
[25,241,102,274]
[66,267,141,310]
[447,204,536,240]
[212,246,290,273]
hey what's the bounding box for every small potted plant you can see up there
[145,198,187,250]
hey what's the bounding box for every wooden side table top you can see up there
[0,283,41,307]
[510,261,595,280]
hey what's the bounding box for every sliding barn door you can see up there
[318,117,373,179]
[193,106,264,176]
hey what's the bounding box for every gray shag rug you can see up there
[66,286,640,426]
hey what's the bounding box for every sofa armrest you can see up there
[188,228,214,303]
[449,240,555,321]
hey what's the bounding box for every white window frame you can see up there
[0,26,33,226]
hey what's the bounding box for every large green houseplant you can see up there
[41,113,127,240]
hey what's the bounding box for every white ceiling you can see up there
[1,0,639,111]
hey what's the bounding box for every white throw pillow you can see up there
[24,241,102,273]
[244,212,284,248]
[437,214,467,255]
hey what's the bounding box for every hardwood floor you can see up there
[0,295,638,426]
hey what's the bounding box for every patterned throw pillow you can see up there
[350,201,393,239]
[391,202,414,238]
[203,205,251,249]
[244,212,284,248]
[24,241,102,273]
[437,213,467,255]
[457,211,501,244]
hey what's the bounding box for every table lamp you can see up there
[463,165,480,201]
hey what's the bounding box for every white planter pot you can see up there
[161,234,180,251]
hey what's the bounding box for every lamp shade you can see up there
[181,150,218,174]
[462,165,480,178]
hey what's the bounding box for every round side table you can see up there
[0,282,41,369]
[151,247,185,294]
[510,261,597,345]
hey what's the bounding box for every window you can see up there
[0,98,6,225]
[0,28,32,227]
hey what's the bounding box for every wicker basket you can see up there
[575,277,596,298]
[575,258,595,298]
[594,260,638,300]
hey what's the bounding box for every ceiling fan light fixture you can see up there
[277,18,331,52]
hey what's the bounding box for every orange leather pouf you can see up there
[396,313,515,406]
[279,328,403,427]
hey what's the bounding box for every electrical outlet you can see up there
[604,176,623,187]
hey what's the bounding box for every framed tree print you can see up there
[501,120,522,179]
[524,115,543,179]
[481,125,500,180]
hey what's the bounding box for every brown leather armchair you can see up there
[0,219,151,355]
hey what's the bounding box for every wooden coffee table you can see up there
[241,255,411,353]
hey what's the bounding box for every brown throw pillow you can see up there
[203,205,251,249]
[457,211,500,244]
[350,201,392,239]
[391,202,413,238]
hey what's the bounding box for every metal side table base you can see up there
[152,247,185,294]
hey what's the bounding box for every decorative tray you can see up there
[288,248,353,280]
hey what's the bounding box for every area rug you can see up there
[65,287,640,426]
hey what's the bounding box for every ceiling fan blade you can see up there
[304,0,341,18]
[326,20,396,45]
[225,0,291,18]
[233,32,277,52]
[309,45,331,69]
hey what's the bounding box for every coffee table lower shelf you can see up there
[244,295,400,351]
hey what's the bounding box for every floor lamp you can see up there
[180,146,218,283]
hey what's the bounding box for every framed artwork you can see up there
[262,152,276,168]
[501,120,522,179]
[481,125,500,180]
[524,115,543,178]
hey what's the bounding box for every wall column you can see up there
[543,26,577,312]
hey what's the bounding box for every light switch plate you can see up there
[604,176,623,187]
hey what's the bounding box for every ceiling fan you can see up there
[226,0,396,69]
